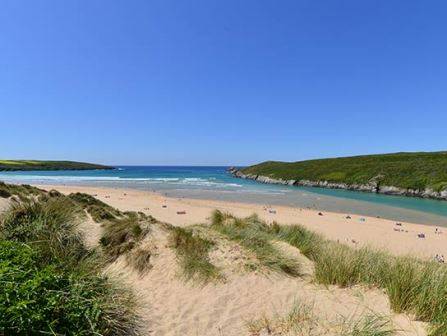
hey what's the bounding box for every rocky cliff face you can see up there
[227,167,447,201]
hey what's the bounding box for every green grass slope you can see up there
[0,160,113,171]
[241,151,447,192]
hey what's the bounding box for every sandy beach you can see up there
[2,183,441,335]
[27,183,440,335]
[36,184,447,260]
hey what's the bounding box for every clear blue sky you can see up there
[1,1,446,165]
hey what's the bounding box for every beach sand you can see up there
[37,184,447,259]
[19,184,443,335]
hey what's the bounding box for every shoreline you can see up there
[229,168,447,201]
[35,183,447,259]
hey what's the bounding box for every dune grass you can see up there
[100,215,150,261]
[270,222,447,335]
[168,226,221,283]
[0,181,45,200]
[341,314,395,336]
[69,192,122,222]
[127,246,153,276]
[247,301,395,336]
[246,301,318,335]
[0,197,87,267]
[211,210,447,335]
[211,211,302,277]
[0,192,141,335]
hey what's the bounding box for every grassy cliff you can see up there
[0,160,113,171]
[241,152,447,192]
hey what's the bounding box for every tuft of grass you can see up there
[341,314,395,336]
[100,216,150,261]
[273,224,324,261]
[211,209,226,226]
[210,211,301,277]
[68,192,122,222]
[168,226,221,283]
[247,302,394,336]
[127,247,153,276]
[247,302,319,335]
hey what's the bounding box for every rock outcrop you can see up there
[227,167,447,201]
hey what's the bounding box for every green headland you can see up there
[233,151,447,200]
[0,160,113,171]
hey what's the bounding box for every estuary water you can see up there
[1,166,446,226]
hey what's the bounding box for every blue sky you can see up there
[1,1,446,165]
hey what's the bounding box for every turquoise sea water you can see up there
[1,166,446,226]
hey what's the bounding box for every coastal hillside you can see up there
[0,160,113,171]
[233,152,447,199]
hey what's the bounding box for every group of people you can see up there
[435,254,445,263]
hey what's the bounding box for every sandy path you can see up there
[36,184,447,259]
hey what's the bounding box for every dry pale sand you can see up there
[0,198,9,214]
[37,184,447,259]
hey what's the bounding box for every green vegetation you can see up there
[247,302,394,336]
[0,198,85,266]
[69,192,122,222]
[69,191,156,273]
[168,226,221,282]
[0,160,113,171]
[345,315,395,336]
[274,226,447,335]
[0,190,140,335]
[211,210,447,335]
[241,151,447,192]
[127,246,153,276]
[0,181,45,200]
[100,215,151,261]
[211,211,301,277]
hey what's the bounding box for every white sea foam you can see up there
[0,174,243,189]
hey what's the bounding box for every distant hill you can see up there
[230,152,447,200]
[0,160,114,171]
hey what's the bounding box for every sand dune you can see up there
[19,184,442,335]
[104,221,426,336]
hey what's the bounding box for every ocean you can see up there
[1,166,447,226]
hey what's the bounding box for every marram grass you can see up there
[211,211,302,277]
[212,210,447,335]
[0,187,141,335]
[168,226,221,283]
